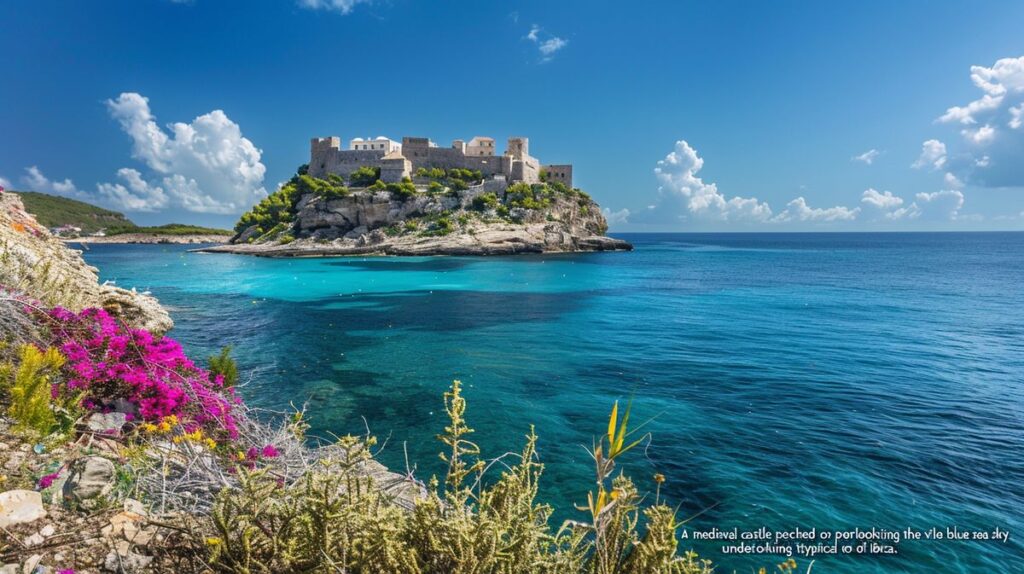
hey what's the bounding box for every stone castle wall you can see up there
[309,136,564,187]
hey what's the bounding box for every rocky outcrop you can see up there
[204,185,632,257]
[68,233,231,245]
[0,193,172,333]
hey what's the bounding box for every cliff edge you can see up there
[199,174,632,257]
[0,192,172,333]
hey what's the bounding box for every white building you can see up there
[349,136,402,153]
[466,136,496,157]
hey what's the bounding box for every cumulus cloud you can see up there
[601,207,631,225]
[96,168,169,212]
[525,24,568,62]
[103,92,266,213]
[912,139,947,170]
[773,197,859,223]
[0,176,10,190]
[640,140,773,223]
[858,187,963,221]
[21,166,83,197]
[852,149,880,165]
[912,190,964,220]
[297,0,372,15]
[931,55,1024,187]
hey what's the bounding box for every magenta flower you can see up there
[261,445,280,458]
[38,472,61,489]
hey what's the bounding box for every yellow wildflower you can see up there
[653,473,665,484]
[205,537,222,546]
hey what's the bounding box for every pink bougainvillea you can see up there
[43,306,240,440]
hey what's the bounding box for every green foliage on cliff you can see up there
[234,171,350,236]
[206,381,718,574]
[387,177,417,199]
[208,346,239,388]
[13,191,133,233]
[350,166,382,187]
[471,192,500,211]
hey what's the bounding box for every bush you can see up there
[349,166,381,187]
[427,181,444,194]
[205,381,717,574]
[387,178,417,199]
[6,344,65,437]
[208,346,239,389]
[471,192,499,211]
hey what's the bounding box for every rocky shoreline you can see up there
[197,225,631,257]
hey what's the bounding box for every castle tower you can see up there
[506,137,529,160]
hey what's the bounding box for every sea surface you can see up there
[77,233,1024,573]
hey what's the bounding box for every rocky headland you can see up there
[67,233,231,245]
[198,173,632,257]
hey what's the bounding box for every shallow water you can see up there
[78,232,1024,573]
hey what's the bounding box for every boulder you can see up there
[63,456,117,508]
[0,490,46,528]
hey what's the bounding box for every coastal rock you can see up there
[0,490,46,528]
[63,456,117,508]
[85,412,128,435]
[0,193,173,333]
[205,186,631,257]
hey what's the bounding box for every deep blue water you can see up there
[77,233,1023,573]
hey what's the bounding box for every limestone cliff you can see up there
[204,180,632,257]
[0,192,172,333]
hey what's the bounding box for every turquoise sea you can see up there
[77,233,1023,573]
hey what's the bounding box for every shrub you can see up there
[471,192,499,211]
[387,179,417,199]
[6,344,65,437]
[43,306,240,441]
[208,346,239,389]
[349,166,381,187]
[369,179,388,191]
[427,181,444,194]
[205,381,717,574]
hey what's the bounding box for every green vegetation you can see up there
[427,181,444,194]
[13,191,132,233]
[350,166,382,187]
[505,182,554,210]
[205,381,717,574]
[105,223,233,236]
[208,346,239,388]
[234,169,350,237]
[471,192,500,211]
[5,344,66,438]
[387,177,418,199]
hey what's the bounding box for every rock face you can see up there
[0,193,172,333]
[203,185,632,257]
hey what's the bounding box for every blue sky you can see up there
[2,0,1023,231]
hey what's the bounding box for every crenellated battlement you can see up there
[307,133,572,188]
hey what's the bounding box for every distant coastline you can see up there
[66,233,231,245]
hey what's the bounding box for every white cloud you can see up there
[0,176,10,190]
[773,197,859,223]
[943,172,964,189]
[1008,104,1023,129]
[931,55,1024,187]
[851,149,880,165]
[962,124,995,144]
[21,166,83,197]
[96,168,169,212]
[911,139,947,170]
[645,140,772,223]
[859,188,909,220]
[297,0,371,15]
[104,92,266,213]
[601,207,631,225]
[525,24,568,62]
[912,189,964,221]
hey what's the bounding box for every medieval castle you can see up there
[308,135,573,190]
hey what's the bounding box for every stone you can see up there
[0,490,46,528]
[103,550,152,573]
[86,412,128,434]
[62,456,116,508]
